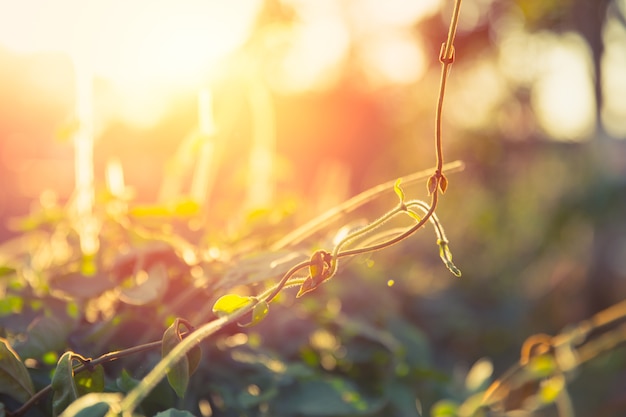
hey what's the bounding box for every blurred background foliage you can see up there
[1,0,626,416]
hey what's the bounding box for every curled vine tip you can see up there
[437,239,461,277]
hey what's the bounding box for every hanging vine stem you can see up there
[50,2,466,416]
[262,0,464,303]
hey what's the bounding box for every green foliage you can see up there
[161,319,202,398]
[51,352,105,416]
[0,337,35,403]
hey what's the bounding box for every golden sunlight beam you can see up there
[0,0,262,126]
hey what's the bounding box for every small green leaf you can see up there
[437,240,462,277]
[212,294,254,317]
[0,337,35,403]
[406,209,421,222]
[161,319,203,398]
[393,179,405,202]
[51,352,81,417]
[240,301,270,327]
[162,322,189,398]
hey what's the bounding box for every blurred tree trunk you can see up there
[570,0,610,138]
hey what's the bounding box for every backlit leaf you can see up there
[437,240,462,277]
[393,179,405,202]
[212,294,254,317]
[0,337,35,403]
[240,301,270,327]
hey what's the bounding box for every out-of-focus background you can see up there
[1,0,626,415]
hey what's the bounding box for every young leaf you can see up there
[212,294,254,317]
[405,208,421,222]
[161,319,203,398]
[393,179,405,203]
[0,337,35,403]
[51,352,81,417]
[240,300,270,327]
[162,321,189,398]
[437,240,462,277]
[308,250,326,280]
[298,250,334,298]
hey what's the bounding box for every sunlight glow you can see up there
[0,0,262,126]
[360,30,427,85]
[531,33,596,141]
[273,14,350,92]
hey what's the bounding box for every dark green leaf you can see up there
[0,337,35,403]
[161,319,202,398]
[51,352,80,417]
[116,369,139,393]
[15,315,71,359]
[162,323,189,398]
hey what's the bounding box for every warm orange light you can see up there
[0,0,262,126]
